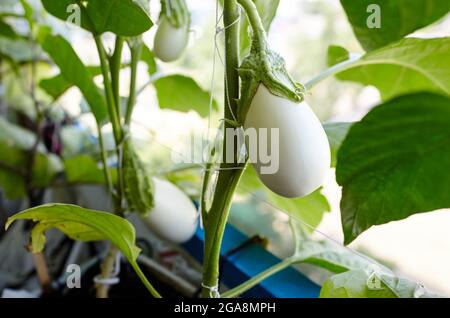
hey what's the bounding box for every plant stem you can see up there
[96,245,119,298]
[94,35,122,143]
[94,35,125,298]
[125,41,143,126]
[221,257,299,298]
[304,54,362,90]
[237,0,267,50]
[110,36,124,116]
[201,0,245,298]
[130,260,162,298]
[96,124,115,198]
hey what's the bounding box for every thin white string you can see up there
[93,251,122,286]
[201,281,220,298]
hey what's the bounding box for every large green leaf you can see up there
[330,38,450,101]
[38,31,107,123]
[323,122,352,167]
[154,75,218,117]
[340,0,450,51]
[239,0,280,56]
[41,0,152,36]
[5,204,141,262]
[336,93,450,244]
[320,268,438,298]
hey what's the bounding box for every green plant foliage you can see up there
[154,75,218,117]
[239,165,330,230]
[327,45,350,67]
[0,119,62,199]
[340,0,450,51]
[39,66,101,101]
[268,190,330,230]
[323,122,352,167]
[140,44,157,75]
[328,38,450,100]
[336,93,450,244]
[64,155,117,185]
[239,0,280,56]
[321,268,438,298]
[0,19,18,39]
[5,204,141,263]
[38,30,108,123]
[296,241,374,274]
[123,141,154,215]
[41,0,153,36]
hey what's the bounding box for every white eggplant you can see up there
[153,16,189,62]
[142,178,198,243]
[244,84,331,198]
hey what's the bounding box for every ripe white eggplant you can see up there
[244,84,331,198]
[142,178,198,243]
[153,16,189,62]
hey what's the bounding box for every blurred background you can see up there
[1,0,449,296]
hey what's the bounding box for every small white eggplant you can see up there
[142,178,198,243]
[244,85,331,198]
[153,16,189,62]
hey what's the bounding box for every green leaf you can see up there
[336,93,450,244]
[320,268,438,298]
[64,155,116,184]
[333,37,450,100]
[238,165,330,230]
[154,75,218,117]
[40,44,154,101]
[0,119,62,199]
[41,0,153,36]
[0,142,26,199]
[140,44,157,75]
[327,45,350,67]
[39,66,101,100]
[0,141,62,199]
[295,239,376,274]
[340,0,450,51]
[240,0,280,56]
[19,0,34,27]
[0,19,18,39]
[268,190,330,230]
[5,204,141,263]
[323,122,352,167]
[38,31,108,123]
